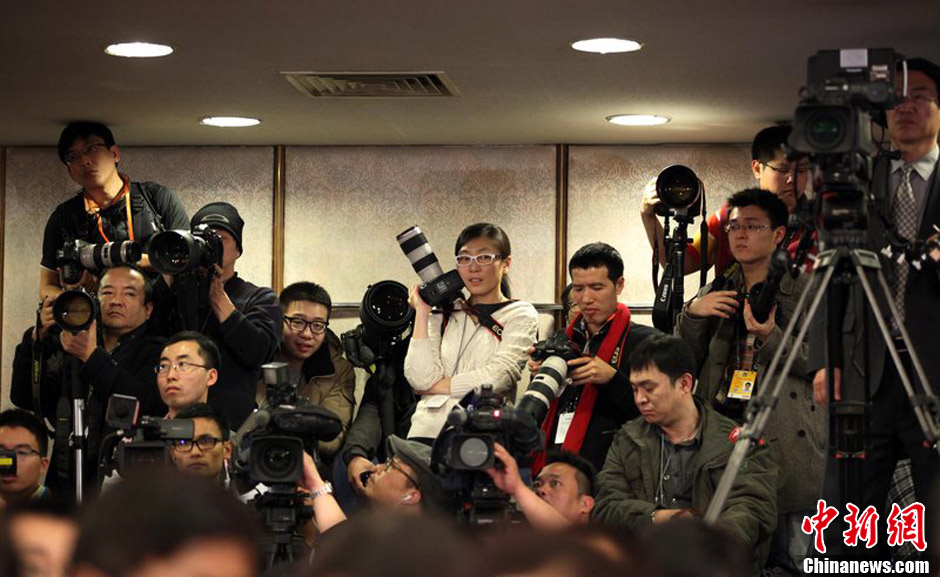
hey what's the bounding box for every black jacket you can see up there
[546,321,660,472]
[10,323,166,494]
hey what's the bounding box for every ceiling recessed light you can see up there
[199,116,261,128]
[571,38,642,55]
[606,114,670,126]
[105,42,174,58]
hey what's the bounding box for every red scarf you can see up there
[532,302,631,472]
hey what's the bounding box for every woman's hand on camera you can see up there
[687,290,739,319]
[408,284,432,316]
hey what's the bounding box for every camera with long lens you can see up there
[431,386,542,524]
[654,165,703,217]
[745,250,789,324]
[519,331,584,426]
[53,289,99,333]
[397,226,465,308]
[789,48,903,242]
[56,238,142,285]
[232,362,343,486]
[148,224,224,275]
[342,280,415,369]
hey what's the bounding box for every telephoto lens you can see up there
[52,289,98,333]
[655,165,702,216]
[397,226,446,283]
[148,226,223,275]
[516,356,569,427]
[78,240,142,270]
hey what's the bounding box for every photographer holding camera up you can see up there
[528,243,659,473]
[40,122,189,299]
[404,223,538,443]
[10,265,166,497]
[676,189,822,573]
[640,126,812,277]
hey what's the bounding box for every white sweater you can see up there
[404,300,539,439]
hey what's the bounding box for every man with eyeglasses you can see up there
[358,435,448,512]
[259,282,355,465]
[809,57,940,559]
[0,410,52,506]
[676,189,823,573]
[641,125,812,277]
[170,403,231,485]
[10,264,166,496]
[156,331,221,418]
[40,122,189,299]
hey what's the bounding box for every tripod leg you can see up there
[854,262,940,456]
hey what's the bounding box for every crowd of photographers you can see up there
[1,52,940,577]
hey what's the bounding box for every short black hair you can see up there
[568,242,624,282]
[751,125,794,163]
[163,331,221,371]
[544,451,597,497]
[175,403,230,441]
[72,470,260,575]
[902,57,940,94]
[627,335,696,384]
[57,121,116,165]
[0,409,48,456]
[279,281,332,317]
[560,283,575,316]
[100,264,154,305]
[726,188,789,230]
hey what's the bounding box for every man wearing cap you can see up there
[186,202,282,428]
[358,435,448,512]
[810,56,940,556]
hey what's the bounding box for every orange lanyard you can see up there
[84,175,134,243]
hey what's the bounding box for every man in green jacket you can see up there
[593,335,777,571]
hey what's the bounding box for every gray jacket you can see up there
[676,270,826,514]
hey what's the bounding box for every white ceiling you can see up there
[1,0,937,147]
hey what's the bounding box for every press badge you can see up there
[728,370,757,400]
[555,411,575,444]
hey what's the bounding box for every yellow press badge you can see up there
[728,370,757,400]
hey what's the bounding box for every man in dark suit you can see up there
[810,57,940,554]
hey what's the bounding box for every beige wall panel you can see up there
[2,148,76,406]
[120,147,274,287]
[567,145,755,306]
[284,146,557,305]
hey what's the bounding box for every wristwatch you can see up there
[310,482,333,499]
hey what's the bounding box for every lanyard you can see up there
[84,176,134,243]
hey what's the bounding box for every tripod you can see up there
[653,212,696,334]
[705,244,940,523]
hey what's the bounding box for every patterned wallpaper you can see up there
[284,146,558,305]
[567,145,756,304]
[1,144,749,407]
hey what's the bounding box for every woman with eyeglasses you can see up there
[404,223,539,443]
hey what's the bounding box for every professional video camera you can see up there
[56,238,142,285]
[148,224,224,275]
[231,362,343,567]
[341,280,415,371]
[432,386,542,524]
[789,48,904,245]
[98,394,195,478]
[397,225,465,308]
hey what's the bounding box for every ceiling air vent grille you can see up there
[282,71,458,98]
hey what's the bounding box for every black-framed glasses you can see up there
[171,435,224,452]
[65,143,109,165]
[761,162,810,175]
[455,253,504,267]
[384,457,419,488]
[724,222,772,234]
[154,361,210,375]
[284,316,329,335]
[0,446,41,458]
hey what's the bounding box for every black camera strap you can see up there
[439,301,513,341]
